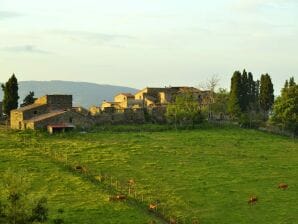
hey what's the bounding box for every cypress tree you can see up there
[228,71,242,117]
[255,79,260,112]
[240,69,249,112]
[1,74,19,116]
[260,74,274,117]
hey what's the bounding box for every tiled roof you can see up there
[24,110,67,123]
[12,104,45,112]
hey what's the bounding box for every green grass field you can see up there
[0,125,297,224]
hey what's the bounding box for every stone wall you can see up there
[22,105,49,120]
[46,95,72,110]
[35,95,72,110]
[148,106,167,123]
[26,110,94,130]
[10,110,23,129]
[10,104,49,130]
[93,109,145,125]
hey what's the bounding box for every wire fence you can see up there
[27,142,201,224]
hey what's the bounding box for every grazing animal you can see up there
[278,183,288,190]
[75,165,87,173]
[128,179,135,185]
[148,204,157,211]
[169,218,177,224]
[248,196,258,205]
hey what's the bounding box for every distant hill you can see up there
[0,81,139,108]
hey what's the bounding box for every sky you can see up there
[0,0,297,93]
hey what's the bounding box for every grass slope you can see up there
[0,126,297,223]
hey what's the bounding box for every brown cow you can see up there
[248,196,258,205]
[148,204,157,211]
[169,218,177,224]
[278,183,288,190]
[128,179,135,185]
[75,165,88,173]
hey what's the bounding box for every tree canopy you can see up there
[272,77,297,134]
[1,74,19,116]
[259,74,274,115]
[21,91,36,107]
[166,93,203,127]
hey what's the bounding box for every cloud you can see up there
[0,11,21,20]
[1,45,51,54]
[52,30,135,43]
[231,0,297,11]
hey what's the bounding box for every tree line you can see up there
[228,70,274,124]
[166,70,296,134]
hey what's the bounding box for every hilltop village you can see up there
[8,86,211,133]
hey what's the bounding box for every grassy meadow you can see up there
[0,125,297,223]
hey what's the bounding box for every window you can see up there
[69,117,73,123]
[34,110,38,115]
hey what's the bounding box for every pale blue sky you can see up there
[1,0,297,92]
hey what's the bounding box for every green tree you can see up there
[240,69,249,112]
[0,171,54,224]
[30,197,48,223]
[211,88,229,118]
[166,93,203,127]
[1,74,19,116]
[272,77,298,134]
[21,91,35,107]
[228,71,242,118]
[259,74,274,119]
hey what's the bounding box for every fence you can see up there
[27,141,201,224]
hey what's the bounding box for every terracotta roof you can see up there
[12,104,45,112]
[25,110,67,123]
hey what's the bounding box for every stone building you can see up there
[134,86,210,108]
[100,93,143,112]
[10,95,94,132]
[89,106,101,116]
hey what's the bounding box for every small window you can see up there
[69,117,73,123]
[34,110,38,115]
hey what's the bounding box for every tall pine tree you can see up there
[259,74,274,117]
[1,74,19,116]
[240,69,249,112]
[228,71,242,117]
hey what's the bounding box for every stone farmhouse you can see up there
[96,86,211,113]
[135,86,211,108]
[9,86,211,132]
[89,86,211,123]
[10,95,94,132]
[100,93,143,112]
